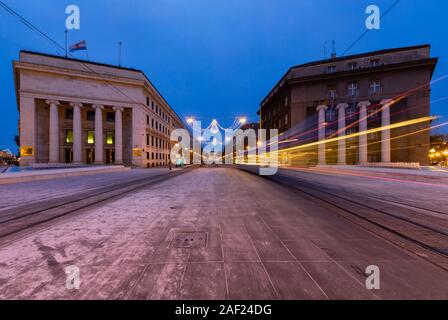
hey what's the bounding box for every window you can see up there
[285,114,288,125]
[326,108,336,122]
[370,59,380,67]
[151,119,154,128]
[87,111,95,121]
[327,65,336,73]
[151,136,154,147]
[152,153,154,160]
[147,152,150,160]
[328,86,337,99]
[146,97,150,106]
[65,109,73,120]
[106,112,115,123]
[368,132,380,140]
[151,101,154,110]
[87,131,95,144]
[347,82,358,97]
[285,96,289,107]
[347,108,357,121]
[106,132,114,145]
[147,116,150,125]
[347,128,357,141]
[326,129,336,138]
[146,134,150,146]
[370,80,382,94]
[65,129,73,144]
[348,62,357,70]
[368,106,379,119]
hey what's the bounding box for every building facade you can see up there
[258,45,438,166]
[14,51,185,167]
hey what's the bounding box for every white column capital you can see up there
[113,106,124,112]
[70,102,83,108]
[45,99,60,106]
[92,104,104,110]
[357,101,371,108]
[316,105,328,112]
[336,103,348,111]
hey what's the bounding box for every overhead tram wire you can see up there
[0,1,181,125]
[342,0,402,56]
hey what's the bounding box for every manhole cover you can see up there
[172,232,207,248]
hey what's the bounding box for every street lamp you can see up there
[239,117,247,125]
[187,117,194,125]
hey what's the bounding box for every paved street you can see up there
[0,167,447,300]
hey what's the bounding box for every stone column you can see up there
[316,105,328,165]
[336,103,348,165]
[113,106,124,165]
[358,101,370,164]
[93,104,104,164]
[46,100,60,163]
[70,102,83,164]
[381,99,392,163]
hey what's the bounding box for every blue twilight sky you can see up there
[1,0,448,152]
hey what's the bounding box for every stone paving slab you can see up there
[0,168,447,300]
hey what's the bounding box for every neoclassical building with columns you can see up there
[259,45,438,166]
[14,51,185,167]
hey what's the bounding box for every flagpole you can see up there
[65,30,68,58]
[119,41,122,67]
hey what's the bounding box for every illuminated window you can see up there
[106,132,114,145]
[66,129,73,144]
[87,131,95,144]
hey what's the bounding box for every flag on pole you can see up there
[69,40,87,52]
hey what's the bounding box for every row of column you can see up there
[45,100,124,165]
[316,99,392,165]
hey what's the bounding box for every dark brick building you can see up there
[258,45,438,166]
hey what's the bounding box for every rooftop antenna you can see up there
[323,41,327,59]
[65,30,68,58]
[331,40,337,59]
[118,41,122,67]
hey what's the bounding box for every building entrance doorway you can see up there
[86,149,95,164]
[105,149,115,164]
[64,148,73,164]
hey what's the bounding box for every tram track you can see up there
[239,166,448,267]
[0,166,196,241]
